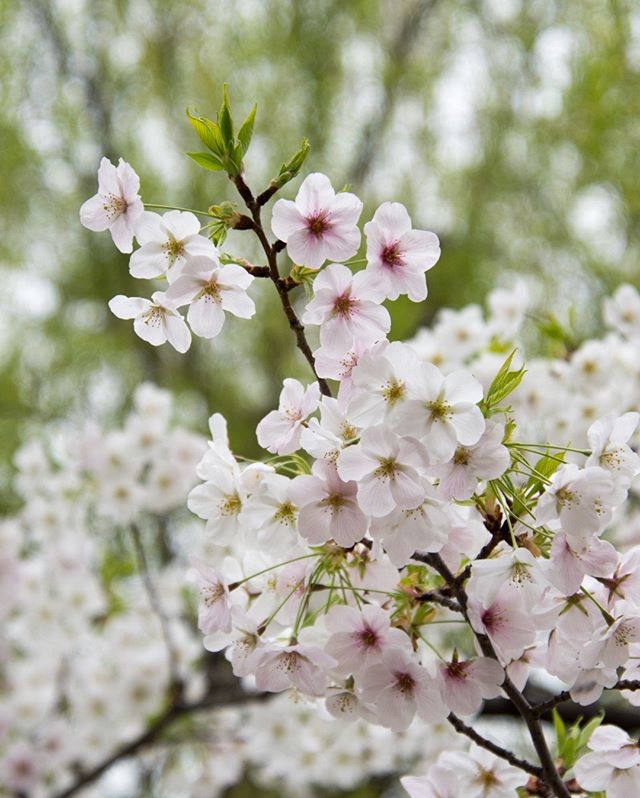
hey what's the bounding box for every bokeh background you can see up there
[2,0,639,513]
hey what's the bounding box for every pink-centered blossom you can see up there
[289,460,367,547]
[80,157,144,253]
[435,656,504,716]
[324,604,409,676]
[358,647,446,731]
[302,263,390,355]
[130,210,218,282]
[363,201,440,302]
[108,291,191,352]
[271,173,363,269]
[467,590,536,662]
[256,379,321,455]
[165,257,255,338]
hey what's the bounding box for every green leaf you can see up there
[185,109,226,155]
[480,349,526,415]
[553,709,566,751]
[525,449,565,497]
[237,104,257,154]
[273,138,310,189]
[218,83,234,148]
[186,151,225,171]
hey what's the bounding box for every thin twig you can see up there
[130,523,182,691]
[231,174,332,396]
[447,713,543,778]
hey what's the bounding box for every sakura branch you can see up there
[68,88,640,798]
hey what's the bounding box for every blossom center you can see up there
[274,501,297,525]
[393,670,415,694]
[356,624,381,649]
[374,457,399,480]
[141,305,166,327]
[102,193,127,220]
[218,493,241,516]
[333,293,356,318]
[381,241,404,268]
[203,582,225,606]
[381,378,405,405]
[426,399,453,422]
[163,236,186,264]
[306,212,331,237]
[196,280,222,303]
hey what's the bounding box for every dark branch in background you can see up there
[26,0,113,157]
[231,174,332,397]
[48,654,266,798]
[347,0,440,187]
[447,713,543,778]
[130,523,183,692]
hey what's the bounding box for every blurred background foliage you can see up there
[1,0,639,508]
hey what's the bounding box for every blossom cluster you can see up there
[78,148,640,797]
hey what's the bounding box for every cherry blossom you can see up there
[256,379,321,455]
[80,157,144,253]
[271,172,362,269]
[165,257,255,338]
[430,420,510,500]
[324,604,409,676]
[358,647,446,731]
[575,725,640,798]
[289,460,367,547]
[302,262,390,354]
[130,210,218,282]
[394,364,485,463]
[253,643,336,696]
[362,201,440,302]
[108,291,191,352]
[435,656,504,716]
[337,425,428,517]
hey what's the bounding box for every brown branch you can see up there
[416,589,461,613]
[447,713,543,778]
[231,174,332,396]
[418,553,571,798]
[130,524,182,691]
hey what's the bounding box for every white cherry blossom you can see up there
[108,291,191,352]
[130,210,218,282]
[79,157,144,253]
[165,257,255,338]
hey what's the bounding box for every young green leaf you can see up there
[237,104,257,154]
[217,83,234,148]
[185,109,226,155]
[187,151,225,171]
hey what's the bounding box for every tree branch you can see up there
[447,712,543,778]
[231,174,332,396]
[130,523,182,691]
[418,553,571,798]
